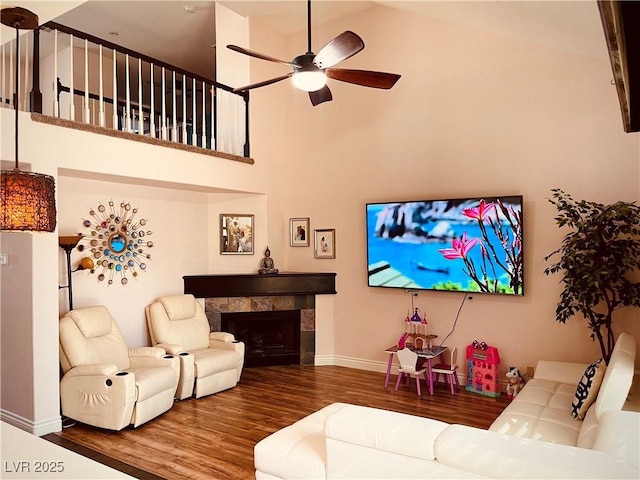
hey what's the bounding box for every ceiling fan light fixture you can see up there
[292,70,326,92]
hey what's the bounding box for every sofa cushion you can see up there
[489,378,581,445]
[435,424,639,479]
[592,332,636,419]
[323,405,481,479]
[254,403,350,480]
[69,306,113,338]
[192,348,239,377]
[160,294,196,320]
[592,410,640,470]
[571,359,606,420]
[324,404,450,461]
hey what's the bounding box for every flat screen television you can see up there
[366,195,523,295]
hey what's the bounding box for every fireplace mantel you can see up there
[183,272,336,298]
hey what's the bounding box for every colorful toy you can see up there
[505,366,526,400]
[403,308,435,349]
[466,341,501,397]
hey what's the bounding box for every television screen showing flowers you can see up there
[366,195,523,295]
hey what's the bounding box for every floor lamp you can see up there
[58,235,84,311]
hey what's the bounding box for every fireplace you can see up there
[222,310,301,367]
[183,272,336,367]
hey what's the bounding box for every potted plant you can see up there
[544,189,640,364]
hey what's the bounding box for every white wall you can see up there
[268,5,640,372]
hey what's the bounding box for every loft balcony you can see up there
[1,16,252,162]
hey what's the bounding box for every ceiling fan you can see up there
[226,0,401,106]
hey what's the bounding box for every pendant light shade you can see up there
[1,171,56,231]
[1,6,57,233]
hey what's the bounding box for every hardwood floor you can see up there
[51,365,509,480]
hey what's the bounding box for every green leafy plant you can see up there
[544,189,640,364]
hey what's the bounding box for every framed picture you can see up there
[220,214,254,254]
[290,218,310,247]
[314,229,335,259]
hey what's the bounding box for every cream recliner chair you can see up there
[145,294,245,399]
[59,306,179,431]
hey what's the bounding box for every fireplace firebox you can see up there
[222,310,301,367]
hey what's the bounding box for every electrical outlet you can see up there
[526,366,534,378]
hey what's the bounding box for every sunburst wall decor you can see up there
[77,200,154,285]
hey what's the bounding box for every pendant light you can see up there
[1,7,56,232]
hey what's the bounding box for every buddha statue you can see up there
[258,247,279,275]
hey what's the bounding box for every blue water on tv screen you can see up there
[366,195,523,295]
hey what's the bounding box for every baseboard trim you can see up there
[315,354,388,372]
[1,409,62,436]
[314,355,473,388]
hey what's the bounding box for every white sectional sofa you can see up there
[254,333,638,479]
[489,332,636,448]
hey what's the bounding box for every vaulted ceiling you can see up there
[49,0,608,81]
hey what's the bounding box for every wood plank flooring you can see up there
[51,365,509,480]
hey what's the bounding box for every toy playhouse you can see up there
[466,341,501,397]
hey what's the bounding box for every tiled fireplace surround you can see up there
[204,295,316,365]
[183,273,337,367]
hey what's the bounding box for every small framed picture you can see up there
[290,218,310,247]
[220,214,254,254]
[314,229,335,259]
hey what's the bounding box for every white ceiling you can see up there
[4,1,607,80]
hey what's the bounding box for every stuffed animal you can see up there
[505,366,526,400]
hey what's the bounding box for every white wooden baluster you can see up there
[201,81,206,148]
[235,95,242,155]
[53,30,58,117]
[181,74,187,144]
[112,49,118,129]
[9,40,13,108]
[69,34,74,121]
[210,85,215,150]
[161,67,167,140]
[99,45,104,127]
[192,77,197,145]
[149,63,155,138]
[23,32,29,109]
[138,58,143,135]
[7,40,16,108]
[125,54,131,132]
[1,43,5,107]
[229,93,236,155]
[172,71,177,141]
[220,91,227,153]
[84,39,90,123]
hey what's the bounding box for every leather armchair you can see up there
[145,294,245,399]
[59,306,179,431]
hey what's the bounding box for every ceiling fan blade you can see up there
[309,85,333,106]
[227,45,294,67]
[313,31,365,69]
[325,68,401,89]
[233,73,293,93]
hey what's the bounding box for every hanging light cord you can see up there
[13,25,20,172]
[306,0,312,54]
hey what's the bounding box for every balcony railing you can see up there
[1,21,250,158]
